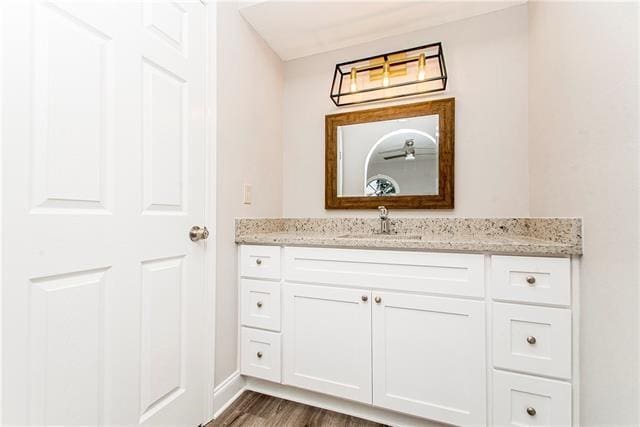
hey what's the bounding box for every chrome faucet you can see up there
[378,206,390,234]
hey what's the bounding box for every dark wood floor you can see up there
[207,391,388,427]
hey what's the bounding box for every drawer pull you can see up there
[526,407,537,416]
[374,296,382,304]
[257,351,263,358]
[255,258,262,265]
[526,335,537,345]
[256,301,263,308]
[526,275,536,286]
[361,295,368,302]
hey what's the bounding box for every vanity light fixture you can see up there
[331,42,447,107]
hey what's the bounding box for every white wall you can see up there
[215,1,283,386]
[528,2,639,425]
[282,5,529,217]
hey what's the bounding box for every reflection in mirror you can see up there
[325,98,454,209]
[337,115,439,197]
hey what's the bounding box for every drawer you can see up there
[493,370,571,426]
[491,256,570,305]
[493,303,571,379]
[284,247,485,298]
[241,279,281,331]
[240,245,281,280]
[240,328,281,383]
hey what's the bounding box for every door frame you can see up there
[0,2,4,422]
[0,1,218,425]
[202,0,217,424]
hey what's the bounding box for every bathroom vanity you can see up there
[235,218,582,427]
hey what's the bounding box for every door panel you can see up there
[32,1,114,213]
[144,1,187,56]
[141,57,187,213]
[372,292,486,426]
[29,268,109,426]
[2,1,208,426]
[140,256,186,423]
[282,283,372,404]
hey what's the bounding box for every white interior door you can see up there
[1,1,209,426]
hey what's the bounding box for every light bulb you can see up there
[382,61,390,87]
[349,67,357,93]
[417,53,426,81]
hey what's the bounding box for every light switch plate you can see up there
[243,184,252,204]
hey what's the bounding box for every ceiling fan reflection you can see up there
[383,139,417,160]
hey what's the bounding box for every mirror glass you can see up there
[336,114,439,197]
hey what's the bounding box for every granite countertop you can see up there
[235,218,583,256]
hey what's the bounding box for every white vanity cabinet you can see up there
[238,245,577,427]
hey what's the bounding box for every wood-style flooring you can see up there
[207,391,388,427]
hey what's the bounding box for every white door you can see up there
[1,1,209,426]
[282,283,371,404]
[372,292,486,426]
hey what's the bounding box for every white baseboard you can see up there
[212,371,246,419]
[246,378,441,427]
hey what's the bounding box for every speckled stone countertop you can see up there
[235,218,583,256]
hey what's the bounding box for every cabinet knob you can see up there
[257,351,263,358]
[255,258,262,265]
[361,295,368,302]
[374,296,382,304]
[526,407,537,416]
[256,301,263,308]
[527,336,537,345]
[526,275,536,285]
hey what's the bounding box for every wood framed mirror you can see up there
[325,98,454,209]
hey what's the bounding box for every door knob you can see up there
[189,226,209,242]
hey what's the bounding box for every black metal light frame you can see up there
[330,42,447,107]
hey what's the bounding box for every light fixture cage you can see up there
[330,42,447,107]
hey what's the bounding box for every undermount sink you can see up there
[337,233,423,240]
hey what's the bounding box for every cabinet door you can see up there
[282,283,372,404]
[372,292,486,426]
